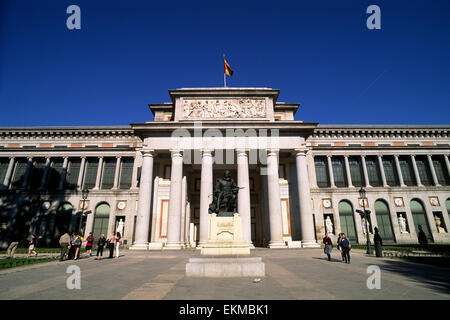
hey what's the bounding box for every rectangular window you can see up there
[365,156,382,187]
[348,157,363,187]
[83,158,99,189]
[66,158,81,189]
[433,156,450,186]
[382,156,399,186]
[415,156,432,186]
[101,158,116,189]
[48,158,64,191]
[331,157,347,187]
[119,158,134,189]
[399,156,416,186]
[314,157,330,188]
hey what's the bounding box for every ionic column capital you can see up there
[170,149,183,158]
[201,149,214,156]
[267,148,279,156]
[294,147,309,156]
[140,149,155,157]
[236,148,249,156]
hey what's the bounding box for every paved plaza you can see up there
[0,248,449,300]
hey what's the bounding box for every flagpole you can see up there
[223,54,226,88]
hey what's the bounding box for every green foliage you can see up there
[351,243,450,253]
[0,257,58,270]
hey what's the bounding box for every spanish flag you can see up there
[224,57,234,76]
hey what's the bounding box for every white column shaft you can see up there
[361,156,371,187]
[2,158,15,188]
[267,150,286,247]
[199,150,213,245]
[131,152,154,249]
[21,157,33,189]
[327,156,335,187]
[165,151,183,249]
[113,157,121,189]
[237,150,252,245]
[411,155,423,186]
[378,155,388,187]
[394,155,406,187]
[296,150,319,247]
[77,157,86,190]
[445,155,450,180]
[344,156,353,188]
[93,157,104,190]
[427,155,440,186]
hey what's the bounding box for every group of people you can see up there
[58,231,122,261]
[322,227,384,262]
[323,232,352,263]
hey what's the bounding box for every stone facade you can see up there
[0,88,449,250]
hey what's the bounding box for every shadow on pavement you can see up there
[377,259,450,295]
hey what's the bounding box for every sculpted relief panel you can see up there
[182,98,266,120]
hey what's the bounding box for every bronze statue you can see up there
[208,170,241,216]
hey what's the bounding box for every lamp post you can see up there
[78,188,90,236]
[358,187,372,255]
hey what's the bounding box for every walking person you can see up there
[74,233,83,260]
[340,233,351,264]
[84,232,94,257]
[68,233,76,260]
[323,233,333,261]
[115,232,121,258]
[337,233,345,262]
[107,232,115,259]
[374,227,383,257]
[95,233,106,260]
[27,234,38,258]
[59,231,71,261]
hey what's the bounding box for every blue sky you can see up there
[1,0,449,126]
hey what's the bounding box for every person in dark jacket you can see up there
[418,225,428,247]
[322,233,333,261]
[337,233,345,261]
[374,227,383,257]
[340,233,351,263]
[95,233,107,260]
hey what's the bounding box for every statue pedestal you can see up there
[201,213,250,255]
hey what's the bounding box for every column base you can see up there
[301,240,320,248]
[268,241,288,248]
[148,242,164,250]
[163,242,183,250]
[129,243,149,251]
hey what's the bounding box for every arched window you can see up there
[410,199,433,242]
[92,203,110,241]
[338,200,357,242]
[374,200,394,241]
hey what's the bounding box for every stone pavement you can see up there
[0,248,449,300]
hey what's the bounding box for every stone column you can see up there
[394,155,406,187]
[361,155,371,187]
[164,150,184,250]
[39,157,51,190]
[295,149,320,248]
[199,149,213,246]
[344,155,353,188]
[2,157,15,189]
[427,155,440,186]
[266,149,287,248]
[21,157,33,189]
[411,155,423,186]
[130,150,154,250]
[93,157,104,190]
[237,149,252,246]
[326,155,335,188]
[112,156,121,189]
[378,155,388,187]
[77,157,86,190]
[58,157,69,190]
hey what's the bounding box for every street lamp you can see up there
[358,187,372,255]
[77,188,90,235]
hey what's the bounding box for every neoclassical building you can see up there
[0,87,449,250]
